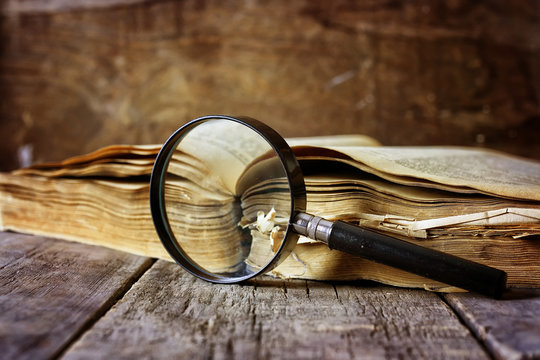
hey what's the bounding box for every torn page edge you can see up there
[358,208,540,238]
[409,208,540,231]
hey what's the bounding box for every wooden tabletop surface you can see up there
[1,232,539,360]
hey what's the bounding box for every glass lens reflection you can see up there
[163,119,292,278]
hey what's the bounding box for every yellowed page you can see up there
[176,120,273,194]
[18,144,161,170]
[321,146,540,201]
[286,134,380,147]
[178,124,380,195]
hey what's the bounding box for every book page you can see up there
[179,123,381,195]
[320,146,540,201]
[177,121,274,195]
[19,144,161,170]
[286,134,380,147]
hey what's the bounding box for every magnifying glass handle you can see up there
[293,213,507,298]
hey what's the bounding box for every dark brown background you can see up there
[1,0,539,170]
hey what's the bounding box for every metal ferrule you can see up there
[292,213,333,244]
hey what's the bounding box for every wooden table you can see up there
[1,232,539,360]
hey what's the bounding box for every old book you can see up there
[1,134,539,291]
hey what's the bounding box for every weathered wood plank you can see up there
[0,232,153,360]
[445,290,540,360]
[63,260,488,359]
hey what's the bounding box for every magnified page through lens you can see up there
[239,176,292,273]
[163,119,294,279]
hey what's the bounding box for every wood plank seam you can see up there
[437,293,494,359]
[444,290,540,360]
[51,258,157,359]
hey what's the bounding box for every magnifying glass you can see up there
[150,115,507,298]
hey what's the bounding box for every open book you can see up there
[1,132,539,291]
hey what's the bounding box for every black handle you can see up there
[329,221,507,298]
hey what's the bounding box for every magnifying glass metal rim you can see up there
[149,115,307,284]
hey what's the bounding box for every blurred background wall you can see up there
[1,0,539,170]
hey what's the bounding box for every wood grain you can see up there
[1,1,539,170]
[63,260,488,359]
[2,231,538,359]
[0,232,153,360]
[445,290,540,360]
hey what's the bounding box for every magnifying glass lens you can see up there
[158,118,298,281]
